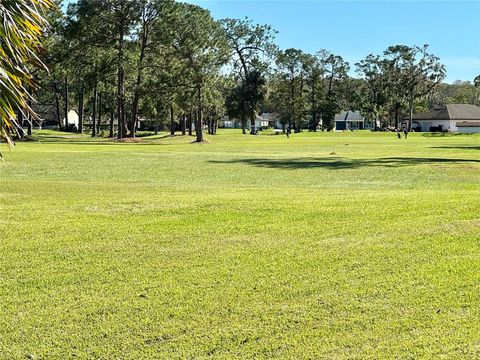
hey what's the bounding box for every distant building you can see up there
[63,109,79,129]
[334,110,365,131]
[256,113,281,129]
[455,121,480,133]
[223,113,281,130]
[411,104,480,133]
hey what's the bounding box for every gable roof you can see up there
[334,110,364,122]
[412,104,480,121]
[257,112,280,122]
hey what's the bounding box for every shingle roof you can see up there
[412,104,480,121]
[448,104,480,120]
[334,110,364,122]
[257,112,280,122]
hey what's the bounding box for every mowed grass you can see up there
[1,129,479,359]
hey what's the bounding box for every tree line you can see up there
[14,0,480,142]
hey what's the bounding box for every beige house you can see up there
[411,104,480,132]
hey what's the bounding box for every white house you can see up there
[456,121,480,134]
[63,109,80,129]
[411,104,480,132]
[250,113,280,129]
[223,113,280,130]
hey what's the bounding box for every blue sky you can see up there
[183,0,480,83]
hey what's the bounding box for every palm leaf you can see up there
[0,0,52,145]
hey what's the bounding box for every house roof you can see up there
[334,110,364,122]
[412,104,480,121]
[257,112,280,122]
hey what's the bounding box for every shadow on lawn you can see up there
[431,146,480,151]
[422,132,472,137]
[209,157,480,170]
[30,133,181,145]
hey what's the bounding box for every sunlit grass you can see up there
[1,130,479,358]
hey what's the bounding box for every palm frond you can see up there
[0,0,53,145]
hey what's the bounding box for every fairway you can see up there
[1,130,479,358]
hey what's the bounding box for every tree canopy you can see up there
[3,1,472,140]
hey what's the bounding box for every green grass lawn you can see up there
[1,129,479,359]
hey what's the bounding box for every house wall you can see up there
[223,120,235,128]
[457,126,480,134]
[413,119,456,132]
[335,121,364,131]
[246,120,269,129]
[336,121,347,131]
[66,110,79,128]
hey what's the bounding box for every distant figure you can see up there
[403,127,408,139]
[396,128,401,139]
[286,125,290,138]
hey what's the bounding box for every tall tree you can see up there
[129,0,160,137]
[356,54,386,131]
[225,83,249,134]
[275,48,308,132]
[303,51,325,131]
[71,0,141,138]
[222,18,277,134]
[383,44,445,130]
[320,53,350,130]
[157,2,228,142]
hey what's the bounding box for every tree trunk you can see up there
[109,109,114,137]
[394,101,400,129]
[98,92,102,135]
[17,109,24,137]
[290,69,296,133]
[187,112,193,136]
[181,114,186,135]
[311,78,317,132]
[241,116,246,134]
[130,96,140,137]
[53,81,61,129]
[117,33,126,139]
[27,86,33,136]
[170,104,175,136]
[26,115,32,136]
[64,76,69,130]
[207,117,211,135]
[78,85,84,133]
[129,5,151,138]
[298,70,304,133]
[249,111,256,135]
[92,83,98,137]
[408,95,414,131]
[154,114,159,135]
[195,86,203,142]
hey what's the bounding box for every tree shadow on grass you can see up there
[431,146,480,151]
[422,132,472,138]
[27,133,181,145]
[208,157,480,170]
